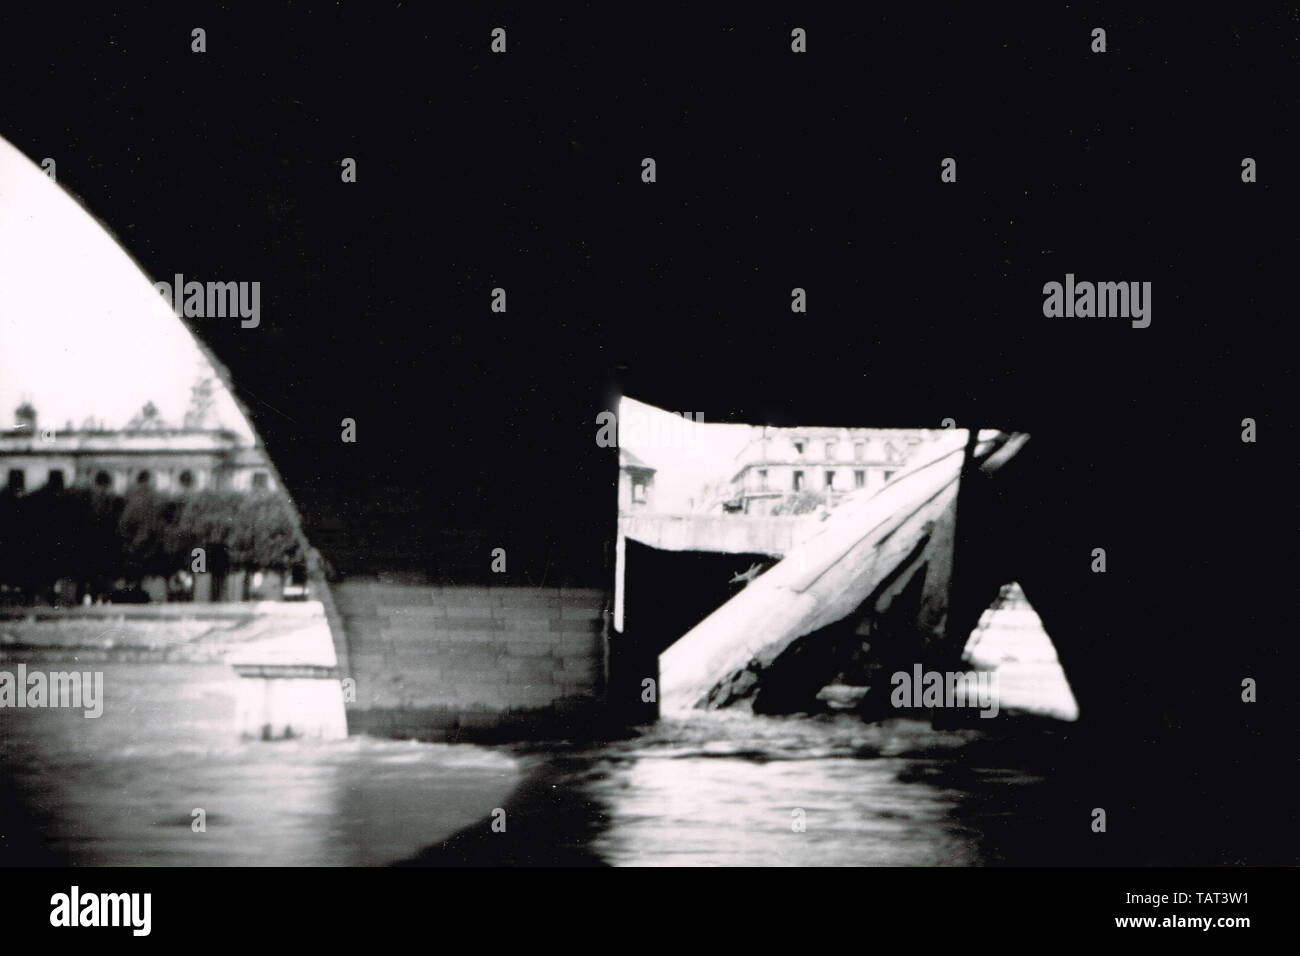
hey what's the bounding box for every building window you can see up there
[854,470,866,489]
[883,470,895,483]
[793,470,805,491]
[854,442,865,461]
[6,469,24,494]
[178,470,195,489]
[47,470,65,491]
[94,470,112,489]
[825,471,835,489]
[251,472,269,490]
[632,480,646,503]
[793,440,805,455]
[136,470,152,487]
[825,441,837,461]
[757,469,769,490]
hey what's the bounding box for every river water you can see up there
[0,656,1094,867]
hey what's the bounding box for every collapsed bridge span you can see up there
[659,430,1025,714]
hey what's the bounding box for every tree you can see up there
[175,490,303,572]
[183,377,216,428]
[0,487,124,600]
[243,494,300,569]
[0,486,306,600]
[119,488,183,578]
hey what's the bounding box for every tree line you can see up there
[0,486,305,601]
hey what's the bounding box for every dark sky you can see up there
[0,5,1292,585]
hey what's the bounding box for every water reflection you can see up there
[0,661,520,866]
[2,659,1083,866]
[412,712,1083,867]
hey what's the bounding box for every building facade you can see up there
[618,448,656,512]
[0,404,276,497]
[727,426,938,516]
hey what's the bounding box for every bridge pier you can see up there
[233,664,348,740]
[228,602,348,740]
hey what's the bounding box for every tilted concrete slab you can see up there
[659,433,969,712]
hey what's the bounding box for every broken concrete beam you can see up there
[660,433,969,711]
